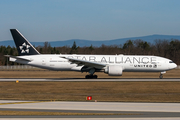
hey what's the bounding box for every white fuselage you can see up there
[9,54,177,72]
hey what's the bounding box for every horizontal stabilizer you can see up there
[4,55,32,61]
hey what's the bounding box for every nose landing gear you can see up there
[159,71,166,79]
[159,74,163,79]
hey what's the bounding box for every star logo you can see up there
[19,42,30,53]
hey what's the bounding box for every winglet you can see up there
[10,29,40,56]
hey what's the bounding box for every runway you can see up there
[0,100,180,119]
[0,78,180,81]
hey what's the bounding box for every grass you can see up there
[0,111,139,116]
[0,81,180,102]
[0,69,180,102]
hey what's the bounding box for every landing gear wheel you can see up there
[93,75,98,79]
[85,75,90,79]
[85,75,98,79]
[159,74,163,79]
[159,71,166,79]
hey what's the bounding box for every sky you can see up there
[0,0,180,42]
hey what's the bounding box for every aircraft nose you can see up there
[168,62,177,70]
[174,63,177,68]
[170,63,177,69]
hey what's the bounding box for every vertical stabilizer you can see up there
[10,29,40,56]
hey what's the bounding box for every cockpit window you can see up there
[169,61,174,63]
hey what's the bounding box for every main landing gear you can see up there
[159,71,166,79]
[85,75,98,79]
[85,68,98,79]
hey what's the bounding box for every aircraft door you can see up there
[42,58,46,65]
[152,62,158,68]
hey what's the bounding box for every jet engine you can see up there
[104,65,123,76]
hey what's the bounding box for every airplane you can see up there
[5,29,177,79]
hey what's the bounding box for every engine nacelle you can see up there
[104,65,123,76]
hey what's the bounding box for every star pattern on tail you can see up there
[19,42,30,53]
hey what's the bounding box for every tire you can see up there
[85,75,90,79]
[93,75,98,79]
[159,75,163,79]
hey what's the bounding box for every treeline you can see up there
[0,39,180,65]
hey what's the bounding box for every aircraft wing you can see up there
[61,57,106,69]
[4,55,32,62]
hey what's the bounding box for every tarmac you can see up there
[0,100,180,119]
[0,78,180,81]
